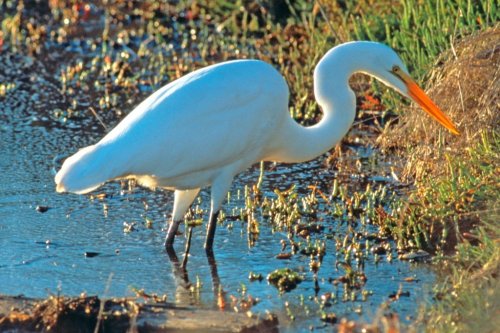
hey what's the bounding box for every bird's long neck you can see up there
[268,45,358,163]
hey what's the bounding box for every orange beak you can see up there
[398,72,459,135]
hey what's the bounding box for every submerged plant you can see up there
[267,267,304,293]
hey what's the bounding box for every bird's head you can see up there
[367,44,459,135]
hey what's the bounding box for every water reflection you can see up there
[166,246,194,306]
[166,243,225,310]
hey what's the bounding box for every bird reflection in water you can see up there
[166,237,226,310]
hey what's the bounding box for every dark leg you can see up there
[166,242,180,263]
[165,189,200,251]
[181,226,194,269]
[204,210,220,254]
[164,220,181,251]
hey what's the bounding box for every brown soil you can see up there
[0,295,278,333]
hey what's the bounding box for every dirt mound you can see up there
[0,295,278,333]
[380,25,499,180]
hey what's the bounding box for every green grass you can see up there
[377,132,499,253]
[382,132,498,331]
[349,0,498,73]
[417,218,500,332]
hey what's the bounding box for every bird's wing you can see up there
[99,60,289,182]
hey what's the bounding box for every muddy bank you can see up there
[0,294,278,333]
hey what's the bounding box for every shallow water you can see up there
[0,84,434,331]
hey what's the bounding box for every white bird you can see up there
[55,41,459,253]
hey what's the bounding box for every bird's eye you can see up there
[392,65,400,73]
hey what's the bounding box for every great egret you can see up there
[55,41,459,253]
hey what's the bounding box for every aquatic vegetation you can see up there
[267,267,303,293]
[320,311,337,324]
[248,272,263,282]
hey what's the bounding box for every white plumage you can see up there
[55,41,459,253]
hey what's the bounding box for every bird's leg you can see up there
[164,189,200,251]
[165,220,181,250]
[165,240,180,264]
[181,225,194,269]
[204,174,233,254]
[204,210,220,254]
